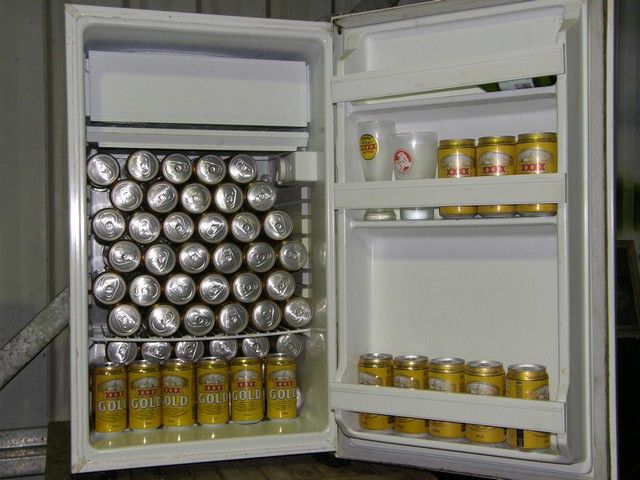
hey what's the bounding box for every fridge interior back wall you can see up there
[66,1,612,478]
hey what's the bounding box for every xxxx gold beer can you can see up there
[394,355,428,435]
[465,360,505,444]
[516,132,558,216]
[162,359,195,427]
[197,357,229,425]
[265,353,297,420]
[127,360,162,430]
[358,353,394,431]
[476,136,516,217]
[230,357,263,424]
[92,362,127,433]
[438,139,477,219]
[506,364,550,450]
[428,357,465,439]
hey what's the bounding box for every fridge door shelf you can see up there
[330,383,564,434]
[333,173,566,210]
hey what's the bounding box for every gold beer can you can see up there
[92,362,127,433]
[428,357,465,439]
[358,353,394,431]
[437,139,477,218]
[265,353,297,420]
[162,359,196,427]
[230,357,264,424]
[197,357,229,425]
[127,360,162,430]
[394,355,428,435]
[476,136,516,217]
[506,363,550,450]
[465,360,505,444]
[516,132,558,216]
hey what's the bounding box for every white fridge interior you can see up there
[66,1,611,478]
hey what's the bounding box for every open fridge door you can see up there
[328,1,615,479]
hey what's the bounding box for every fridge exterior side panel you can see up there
[66,5,336,473]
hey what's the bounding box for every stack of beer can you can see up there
[357,353,550,451]
[87,150,311,432]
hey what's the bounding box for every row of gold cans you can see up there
[438,132,557,218]
[358,354,550,450]
[91,354,299,434]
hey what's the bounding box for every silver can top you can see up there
[241,337,270,359]
[164,273,196,305]
[147,303,180,337]
[245,181,277,212]
[213,183,243,214]
[92,209,126,242]
[182,304,215,336]
[106,341,138,365]
[107,304,142,337]
[250,300,281,332]
[275,333,305,359]
[163,212,195,244]
[107,240,141,273]
[146,181,179,213]
[218,303,249,334]
[228,154,257,184]
[93,272,126,305]
[263,210,293,241]
[178,242,210,274]
[244,242,276,273]
[197,213,228,244]
[161,153,193,184]
[231,272,262,303]
[129,274,161,307]
[278,240,308,271]
[144,243,176,276]
[283,298,312,328]
[230,212,261,243]
[180,183,211,214]
[212,243,243,274]
[110,180,143,212]
[208,338,238,361]
[175,341,205,362]
[126,150,160,182]
[198,274,230,305]
[87,153,120,187]
[264,270,296,301]
[297,386,304,411]
[128,212,161,245]
[141,341,172,363]
[195,154,226,185]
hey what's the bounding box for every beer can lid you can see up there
[110,180,143,212]
[144,243,176,276]
[208,338,238,361]
[180,183,211,214]
[147,303,180,337]
[394,355,429,368]
[141,341,172,363]
[228,154,257,184]
[212,243,243,275]
[93,272,126,305]
[164,274,196,305]
[87,153,120,187]
[107,241,141,273]
[163,212,195,244]
[183,304,215,336]
[232,272,262,303]
[106,342,138,365]
[213,183,243,214]
[198,274,230,305]
[128,212,161,245]
[275,333,305,358]
[146,181,179,213]
[178,242,210,274]
[245,242,276,273]
[283,298,312,328]
[251,300,281,332]
[230,212,261,243]
[218,303,248,334]
[107,303,142,337]
[265,270,296,301]
[197,213,228,244]
[278,240,308,271]
[465,359,504,375]
[161,153,193,184]
[195,154,226,185]
[263,211,293,241]
[175,341,205,362]
[92,209,126,242]
[127,359,161,373]
[246,181,277,212]
[241,337,270,358]
[127,150,160,182]
[128,274,161,307]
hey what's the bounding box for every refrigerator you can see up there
[65,0,616,478]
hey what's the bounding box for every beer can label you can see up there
[197,368,229,425]
[428,371,465,438]
[358,363,393,430]
[466,423,505,444]
[266,364,297,420]
[438,153,475,178]
[394,368,428,435]
[517,148,555,174]
[477,151,514,176]
[93,374,127,433]
[465,373,505,444]
[230,365,263,423]
[162,370,195,427]
[359,134,379,161]
[128,371,161,430]
[506,377,550,449]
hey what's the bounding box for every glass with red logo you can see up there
[391,131,438,220]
